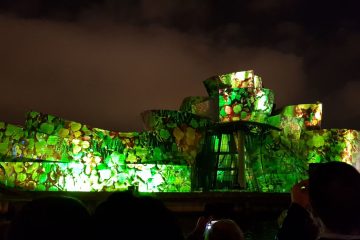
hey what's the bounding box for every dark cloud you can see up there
[322,81,360,129]
[0,0,359,131]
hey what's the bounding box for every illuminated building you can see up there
[0,70,358,192]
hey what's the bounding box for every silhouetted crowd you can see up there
[276,161,360,240]
[0,161,359,240]
[0,191,185,240]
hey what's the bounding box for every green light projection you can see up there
[0,69,358,193]
[219,88,274,123]
[267,103,322,131]
[180,96,218,120]
[141,110,210,165]
[0,110,203,192]
[243,128,359,192]
[203,70,262,97]
[0,162,191,192]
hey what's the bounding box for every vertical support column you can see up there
[237,130,246,189]
[211,133,221,189]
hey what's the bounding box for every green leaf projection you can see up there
[180,96,218,120]
[0,110,209,192]
[141,110,210,166]
[218,88,274,123]
[0,69,358,193]
[0,162,190,192]
[203,70,263,97]
[267,103,322,131]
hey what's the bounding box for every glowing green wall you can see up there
[0,69,358,193]
[219,88,274,123]
[203,70,262,97]
[243,128,359,192]
[0,110,209,192]
[0,162,191,192]
[200,70,358,192]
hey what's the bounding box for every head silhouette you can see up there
[6,195,91,240]
[93,191,184,240]
[309,161,360,234]
[204,219,244,240]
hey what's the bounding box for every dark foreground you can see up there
[0,190,290,240]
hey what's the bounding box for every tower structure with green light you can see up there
[0,70,358,193]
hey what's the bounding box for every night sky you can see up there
[0,0,359,132]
